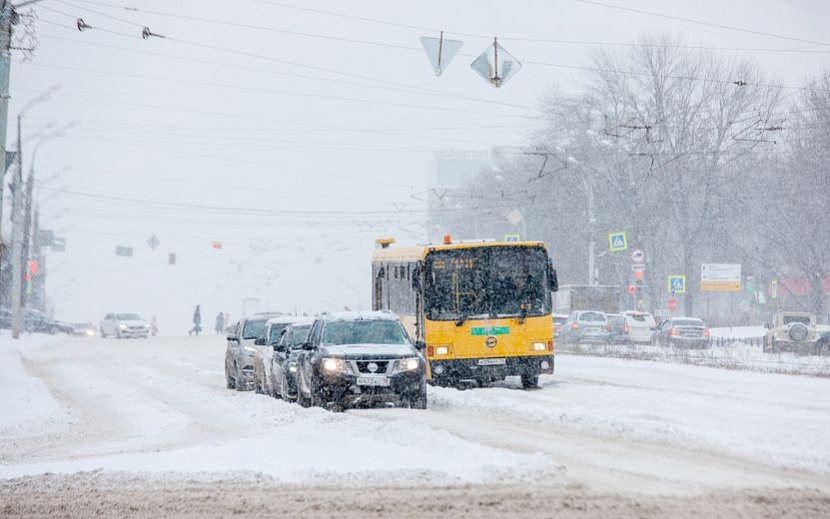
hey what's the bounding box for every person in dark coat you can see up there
[214,311,224,335]
[189,305,202,336]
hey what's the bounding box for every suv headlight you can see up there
[119,324,127,330]
[398,357,419,372]
[243,345,257,354]
[322,357,345,372]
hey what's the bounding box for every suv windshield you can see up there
[783,316,810,325]
[268,323,289,344]
[243,319,269,340]
[579,312,606,322]
[291,325,312,348]
[424,246,551,321]
[321,320,409,345]
[116,313,142,320]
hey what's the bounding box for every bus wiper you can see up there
[455,313,469,327]
[518,307,528,325]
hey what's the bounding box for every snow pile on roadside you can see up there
[429,358,830,475]
[0,334,67,439]
[0,397,564,484]
[560,341,830,377]
[709,326,765,339]
[0,335,564,484]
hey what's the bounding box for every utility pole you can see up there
[9,110,22,336]
[0,1,13,307]
[587,179,596,286]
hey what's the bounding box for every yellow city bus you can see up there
[371,236,558,388]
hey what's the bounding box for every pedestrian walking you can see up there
[215,311,224,335]
[189,304,202,336]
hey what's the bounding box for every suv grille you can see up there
[354,361,390,374]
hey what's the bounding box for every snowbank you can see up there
[0,334,68,439]
[561,341,830,377]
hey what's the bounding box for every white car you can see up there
[623,311,656,344]
[253,315,311,395]
[99,313,150,339]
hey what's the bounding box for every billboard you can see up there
[701,263,741,292]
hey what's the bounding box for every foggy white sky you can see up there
[5,0,829,331]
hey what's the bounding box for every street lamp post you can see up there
[19,127,72,308]
[9,85,60,339]
[565,156,598,286]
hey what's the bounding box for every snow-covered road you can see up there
[2,334,829,498]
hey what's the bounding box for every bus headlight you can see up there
[398,357,419,372]
[435,346,449,355]
[322,358,344,372]
[533,342,546,351]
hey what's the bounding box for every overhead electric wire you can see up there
[14,84,508,151]
[62,132,502,154]
[38,186,438,216]
[25,115,524,134]
[35,23,536,112]
[26,59,528,120]
[36,163,412,206]
[38,4,828,94]
[571,0,830,48]
[74,0,830,54]
[36,8,536,112]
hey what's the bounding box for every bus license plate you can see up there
[478,358,506,366]
[357,376,390,387]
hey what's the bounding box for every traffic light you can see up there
[634,270,644,292]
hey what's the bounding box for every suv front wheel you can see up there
[406,388,427,409]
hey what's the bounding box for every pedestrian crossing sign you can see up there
[667,275,686,294]
[608,232,627,252]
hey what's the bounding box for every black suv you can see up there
[296,311,427,411]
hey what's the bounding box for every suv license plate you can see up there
[357,376,390,387]
[478,358,506,366]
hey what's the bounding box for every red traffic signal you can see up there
[668,297,678,312]
[628,284,637,295]
[634,270,644,281]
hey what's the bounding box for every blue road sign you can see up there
[667,275,686,294]
[608,231,627,252]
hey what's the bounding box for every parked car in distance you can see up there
[561,311,611,344]
[606,313,628,343]
[253,316,304,395]
[225,313,281,391]
[653,317,710,348]
[623,311,656,344]
[270,319,315,401]
[763,312,819,354]
[296,311,427,411]
[99,313,150,338]
[72,322,97,337]
[0,308,13,329]
[816,330,830,356]
[552,313,568,339]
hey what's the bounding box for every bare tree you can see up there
[544,34,784,314]
[748,71,830,317]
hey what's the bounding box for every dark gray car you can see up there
[270,320,314,401]
[653,317,710,348]
[296,311,427,411]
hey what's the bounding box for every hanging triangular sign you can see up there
[419,32,464,76]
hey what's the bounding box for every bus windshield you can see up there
[424,246,551,321]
